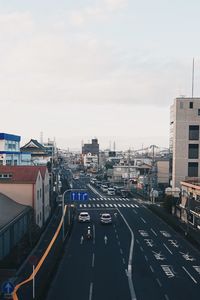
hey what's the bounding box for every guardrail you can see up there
[12,205,67,300]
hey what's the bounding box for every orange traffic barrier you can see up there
[13,205,67,300]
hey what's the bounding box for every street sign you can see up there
[1,281,14,296]
[70,192,88,201]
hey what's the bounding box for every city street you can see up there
[46,179,200,300]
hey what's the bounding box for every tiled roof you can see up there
[0,166,43,183]
[0,193,31,230]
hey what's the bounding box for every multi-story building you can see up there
[0,133,31,166]
[170,97,200,188]
[82,138,99,156]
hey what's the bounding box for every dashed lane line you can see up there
[163,243,173,255]
[156,278,162,287]
[182,266,197,284]
[150,265,154,273]
[151,228,157,236]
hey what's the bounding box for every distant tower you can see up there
[113,141,116,151]
[40,131,43,144]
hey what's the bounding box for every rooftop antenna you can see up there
[192,58,195,98]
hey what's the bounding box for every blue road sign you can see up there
[70,192,88,201]
[1,281,14,295]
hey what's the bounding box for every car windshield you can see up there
[102,215,110,218]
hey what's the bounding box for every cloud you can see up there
[68,0,128,26]
[0,11,34,38]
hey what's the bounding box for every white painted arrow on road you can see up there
[104,235,108,245]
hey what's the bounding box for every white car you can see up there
[101,184,108,192]
[100,213,112,224]
[78,212,91,222]
[107,188,115,195]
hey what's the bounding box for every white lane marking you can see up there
[116,234,119,239]
[105,204,109,207]
[93,224,95,244]
[93,198,96,201]
[118,204,122,207]
[97,204,100,207]
[136,239,139,244]
[101,204,104,207]
[109,204,113,207]
[193,265,200,275]
[151,228,157,236]
[123,258,126,264]
[96,198,99,201]
[119,198,122,201]
[104,198,107,200]
[160,231,171,238]
[156,278,162,287]
[135,204,139,208]
[182,266,197,283]
[140,217,146,224]
[104,235,108,245]
[107,198,110,200]
[122,204,126,207]
[80,204,82,208]
[115,198,118,200]
[163,243,173,255]
[161,265,175,278]
[89,282,93,300]
[126,204,130,207]
[150,265,154,273]
[88,204,91,207]
[140,246,144,252]
[120,248,123,254]
[130,204,135,207]
[92,253,95,268]
[118,241,121,246]
[144,255,148,261]
[133,209,137,214]
[114,204,117,207]
[126,198,130,201]
[84,204,87,207]
[80,235,84,244]
[89,198,92,201]
[164,294,169,300]
[116,208,137,300]
[100,198,103,201]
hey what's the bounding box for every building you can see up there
[0,166,50,227]
[176,180,200,229]
[83,153,98,172]
[82,138,99,156]
[0,133,31,166]
[0,193,32,260]
[20,139,49,165]
[156,158,170,190]
[170,97,200,188]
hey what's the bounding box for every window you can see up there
[37,190,39,200]
[188,162,198,177]
[198,109,200,116]
[189,102,193,109]
[180,102,184,109]
[188,144,199,159]
[189,125,199,140]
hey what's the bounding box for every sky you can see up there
[1,0,200,151]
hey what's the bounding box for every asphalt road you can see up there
[46,177,200,300]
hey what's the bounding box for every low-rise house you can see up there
[20,139,49,165]
[0,166,50,227]
[177,180,200,229]
[0,193,32,261]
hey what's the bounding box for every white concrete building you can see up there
[170,97,200,188]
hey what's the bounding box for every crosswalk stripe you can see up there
[97,198,100,201]
[97,204,100,207]
[105,204,109,207]
[126,204,130,207]
[100,198,103,200]
[89,198,92,201]
[104,198,107,200]
[92,204,95,207]
[84,204,87,207]
[107,198,110,200]
[101,204,104,207]
[135,204,139,208]
[130,204,135,207]
[93,198,96,201]
[122,204,126,207]
[109,204,113,207]
[114,204,117,207]
[88,204,91,207]
[118,204,122,207]
[80,204,82,208]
